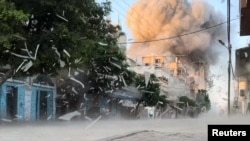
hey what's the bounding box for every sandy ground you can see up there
[0,114,250,141]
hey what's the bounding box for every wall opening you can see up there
[6,86,18,120]
[37,91,48,120]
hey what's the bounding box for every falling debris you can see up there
[85,115,102,130]
[121,75,127,87]
[84,116,92,121]
[52,46,61,57]
[63,49,71,57]
[109,61,121,69]
[80,103,84,109]
[84,93,89,101]
[130,108,135,113]
[16,60,26,73]
[119,100,123,104]
[158,101,163,105]
[72,87,78,94]
[58,111,81,121]
[56,14,69,22]
[144,71,151,87]
[106,99,111,103]
[98,42,108,46]
[70,76,85,88]
[21,60,33,72]
[47,114,52,120]
[15,115,22,119]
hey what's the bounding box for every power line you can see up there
[118,18,239,45]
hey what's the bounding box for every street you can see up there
[1,114,250,141]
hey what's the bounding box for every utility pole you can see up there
[227,0,231,117]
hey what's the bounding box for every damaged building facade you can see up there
[234,0,250,114]
[127,55,207,118]
[235,46,250,114]
[128,55,206,99]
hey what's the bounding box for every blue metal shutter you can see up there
[17,86,25,120]
[47,90,54,120]
[0,85,4,118]
[30,88,38,120]
[0,85,7,118]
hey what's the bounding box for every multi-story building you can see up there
[240,0,250,36]
[127,55,206,102]
[235,46,250,114]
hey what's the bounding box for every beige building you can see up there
[237,81,248,114]
[235,46,250,114]
[128,55,206,101]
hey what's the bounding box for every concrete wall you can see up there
[0,79,55,121]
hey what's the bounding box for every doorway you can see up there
[6,86,18,119]
[37,91,48,120]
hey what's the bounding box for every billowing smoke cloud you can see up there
[126,0,226,65]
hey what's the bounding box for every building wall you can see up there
[0,81,25,120]
[0,79,55,121]
[238,80,248,114]
[30,85,54,120]
[24,85,32,120]
[128,55,206,100]
[240,0,250,35]
[235,47,250,114]
[117,34,127,53]
[142,56,165,67]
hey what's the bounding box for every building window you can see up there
[240,89,245,97]
[177,69,182,76]
[155,59,161,63]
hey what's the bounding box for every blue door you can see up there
[0,83,25,120]
[47,90,53,120]
[31,87,54,120]
[0,86,4,118]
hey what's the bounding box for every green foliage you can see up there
[179,96,196,107]
[178,89,211,115]
[0,0,28,50]
[196,89,211,112]
[85,42,132,94]
[135,74,166,107]
[158,95,168,109]
[0,0,115,79]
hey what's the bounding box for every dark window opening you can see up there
[6,86,18,120]
[38,91,48,120]
[155,59,161,63]
[240,89,245,97]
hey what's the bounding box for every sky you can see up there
[97,0,250,114]
[101,0,250,67]
[101,0,250,48]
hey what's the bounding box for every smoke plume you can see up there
[126,0,226,65]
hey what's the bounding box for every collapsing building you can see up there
[127,55,206,118]
[128,55,206,100]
